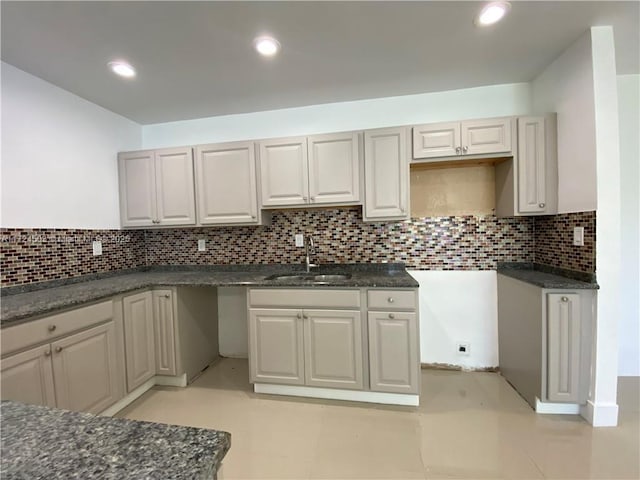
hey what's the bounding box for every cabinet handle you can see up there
[561,297,569,302]
[388,313,395,319]
[310,197,315,202]
[48,325,57,332]
[538,203,546,208]
[55,346,63,353]
[388,297,394,303]
[297,313,302,319]
[44,350,51,357]
[251,216,256,220]
[456,146,461,154]
[302,314,308,319]
[163,294,170,298]
[462,146,469,153]
[302,197,308,202]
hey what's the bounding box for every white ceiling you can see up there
[2,1,638,125]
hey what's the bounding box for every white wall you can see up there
[410,271,498,368]
[617,74,640,376]
[532,31,597,213]
[142,83,531,148]
[217,287,249,358]
[1,62,142,229]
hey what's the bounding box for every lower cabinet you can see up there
[51,322,119,413]
[123,291,156,392]
[368,311,419,394]
[0,304,121,415]
[249,307,363,390]
[497,274,594,408]
[248,287,420,402]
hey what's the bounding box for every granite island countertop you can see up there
[0,400,230,480]
[497,262,599,290]
[1,264,419,327]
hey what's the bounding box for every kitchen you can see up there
[1,2,639,479]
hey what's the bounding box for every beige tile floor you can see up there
[118,358,640,480]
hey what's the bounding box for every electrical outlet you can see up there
[573,227,584,246]
[457,342,470,356]
[295,234,304,247]
[198,239,206,252]
[92,241,102,256]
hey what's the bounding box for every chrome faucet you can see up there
[305,235,318,273]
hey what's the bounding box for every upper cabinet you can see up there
[119,147,196,228]
[413,117,513,161]
[363,127,409,221]
[195,141,261,225]
[259,132,361,208]
[495,114,558,217]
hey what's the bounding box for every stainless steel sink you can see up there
[265,272,352,282]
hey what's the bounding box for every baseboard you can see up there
[421,362,499,373]
[580,400,619,427]
[99,373,187,417]
[535,397,581,414]
[100,377,156,417]
[254,383,419,406]
[155,373,187,387]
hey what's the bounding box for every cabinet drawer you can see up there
[249,289,360,309]
[1,301,114,356]
[367,290,416,310]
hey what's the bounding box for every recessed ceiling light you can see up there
[253,36,281,57]
[108,60,136,78]
[476,2,511,26]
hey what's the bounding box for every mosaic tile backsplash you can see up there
[0,229,146,286]
[0,209,595,288]
[534,211,596,273]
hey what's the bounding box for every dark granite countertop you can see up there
[0,400,230,480]
[1,264,418,327]
[497,263,599,290]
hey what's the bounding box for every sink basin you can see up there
[265,272,352,282]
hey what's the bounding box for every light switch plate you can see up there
[198,239,206,252]
[573,227,584,246]
[295,234,304,247]
[92,241,102,256]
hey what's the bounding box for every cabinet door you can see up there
[368,312,419,394]
[517,117,547,213]
[249,309,304,385]
[461,118,512,156]
[123,291,156,392]
[303,310,363,390]
[154,147,196,226]
[195,141,259,225]
[547,293,581,403]
[153,290,177,376]
[259,137,309,207]
[51,321,119,414]
[118,150,157,227]
[1,345,56,407]
[308,132,360,204]
[412,122,461,159]
[363,127,409,221]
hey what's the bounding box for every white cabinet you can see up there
[413,117,513,160]
[363,127,409,221]
[259,132,360,208]
[304,310,363,390]
[195,141,260,225]
[547,293,581,403]
[367,289,419,395]
[497,274,594,409]
[123,291,156,392]
[119,147,196,227]
[51,322,119,414]
[152,290,177,376]
[248,289,364,391]
[0,301,123,414]
[1,345,56,408]
[249,309,305,385]
[495,114,558,217]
